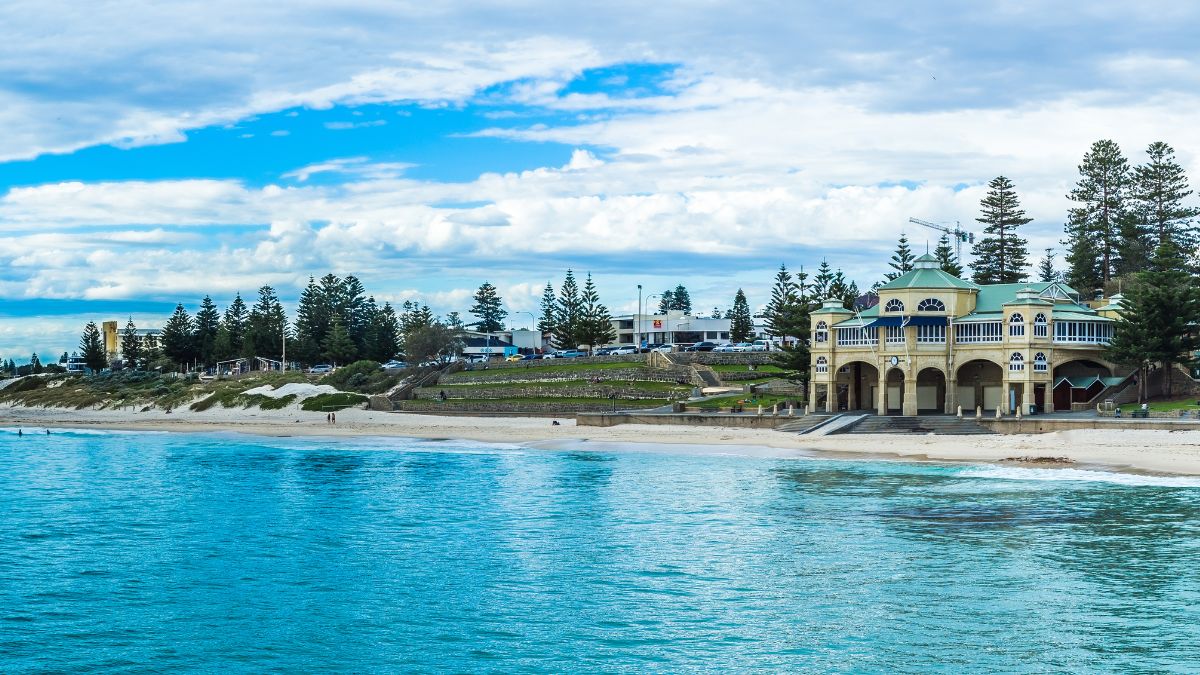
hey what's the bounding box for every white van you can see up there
[751,340,773,351]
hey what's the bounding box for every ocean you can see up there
[2,428,1199,672]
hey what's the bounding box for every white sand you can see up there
[5,402,1200,475]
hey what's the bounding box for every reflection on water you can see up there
[1,430,1199,671]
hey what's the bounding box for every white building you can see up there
[606,311,732,347]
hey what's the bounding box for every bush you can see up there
[320,360,403,395]
[301,392,369,411]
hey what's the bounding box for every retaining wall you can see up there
[576,412,788,428]
[981,417,1200,433]
[414,383,680,400]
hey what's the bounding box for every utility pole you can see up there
[636,284,642,350]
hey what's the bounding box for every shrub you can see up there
[301,392,369,411]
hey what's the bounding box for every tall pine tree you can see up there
[161,304,197,368]
[537,282,556,335]
[934,233,963,277]
[120,317,142,369]
[1037,248,1058,282]
[763,264,805,341]
[223,293,249,357]
[885,234,915,281]
[194,295,220,367]
[1107,240,1200,400]
[469,281,508,333]
[729,289,754,342]
[1131,141,1199,254]
[1067,139,1130,285]
[579,273,615,350]
[811,260,835,302]
[970,175,1032,284]
[553,270,583,349]
[247,286,287,361]
[79,321,107,373]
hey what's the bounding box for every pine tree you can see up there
[885,233,915,281]
[812,260,835,302]
[763,264,809,345]
[322,317,357,365]
[79,321,107,373]
[671,284,692,314]
[1067,139,1130,284]
[553,269,583,349]
[469,281,508,333]
[342,275,369,351]
[729,289,754,342]
[537,283,556,334]
[445,311,465,331]
[1037,248,1058,282]
[711,306,722,319]
[934,233,963,277]
[970,176,1032,284]
[1107,240,1200,400]
[657,290,674,314]
[247,286,286,361]
[1063,210,1102,293]
[579,273,615,350]
[30,353,42,374]
[367,302,401,362]
[223,293,249,357]
[293,277,327,365]
[1131,141,1200,254]
[161,304,197,368]
[120,317,141,369]
[194,295,220,367]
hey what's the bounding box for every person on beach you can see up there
[331,412,336,424]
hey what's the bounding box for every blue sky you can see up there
[3,2,1200,360]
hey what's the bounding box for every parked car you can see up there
[685,341,719,352]
[712,343,740,352]
[672,343,695,352]
[505,354,524,362]
[730,342,757,352]
[593,346,617,356]
[380,360,407,369]
[751,339,773,351]
[610,346,638,355]
[639,343,668,353]
[520,353,540,361]
[541,352,558,359]
[556,350,587,358]
[308,364,334,374]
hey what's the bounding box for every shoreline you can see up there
[5,403,1200,476]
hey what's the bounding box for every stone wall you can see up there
[414,383,681,400]
[576,411,787,428]
[670,352,776,366]
[441,366,691,385]
[396,400,665,413]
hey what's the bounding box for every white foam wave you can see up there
[0,427,168,437]
[961,465,1200,488]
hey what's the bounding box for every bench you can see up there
[1130,410,1149,419]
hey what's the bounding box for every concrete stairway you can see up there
[692,365,722,388]
[833,415,994,435]
[776,415,834,433]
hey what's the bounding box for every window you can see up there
[1034,313,1048,338]
[1009,313,1025,337]
[886,325,905,345]
[1053,320,1113,344]
[917,324,946,343]
[1010,352,1025,372]
[814,321,828,343]
[917,298,945,312]
[836,326,878,347]
[884,298,905,312]
[954,322,1003,343]
[815,356,828,374]
[1034,352,1048,372]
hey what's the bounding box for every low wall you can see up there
[981,417,1200,433]
[576,412,788,428]
[671,352,776,366]
[396,400,665,414]
[442,366,691,385]
[414,383,677,400]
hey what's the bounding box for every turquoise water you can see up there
[2,430,1200,672]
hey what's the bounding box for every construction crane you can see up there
[909,217,973,262]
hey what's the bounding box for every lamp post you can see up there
[636,284,642,350]
[644,293,661,348]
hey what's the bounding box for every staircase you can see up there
[691,364,722,388]
[834,415,994,435]
[776,415,834,433]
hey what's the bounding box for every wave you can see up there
[960,465,1200,488]
[0,427,167,437]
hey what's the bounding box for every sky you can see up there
[4,1,1200,360]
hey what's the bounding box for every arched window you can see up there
[814,321,828,343]
[917,298,945,312]
[884,298,904,312]
[815,356,828,373]
[1033,352,1048,372]
[1034,313,1048,338]
[1009,313,1025,337]
[1010,352,1025,372]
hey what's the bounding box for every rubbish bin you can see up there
[1028,404,1039,416]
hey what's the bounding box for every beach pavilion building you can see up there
[808,254,1123,416]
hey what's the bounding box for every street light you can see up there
[512,310,537,354]
[644,293,661,349]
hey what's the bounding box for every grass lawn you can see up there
[1118,398,1200,413]
[436,379,688,393]
[697,393,798,409]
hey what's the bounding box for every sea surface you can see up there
[2,429,1200,673]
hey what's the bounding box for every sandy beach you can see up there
[5,402,1200,475]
